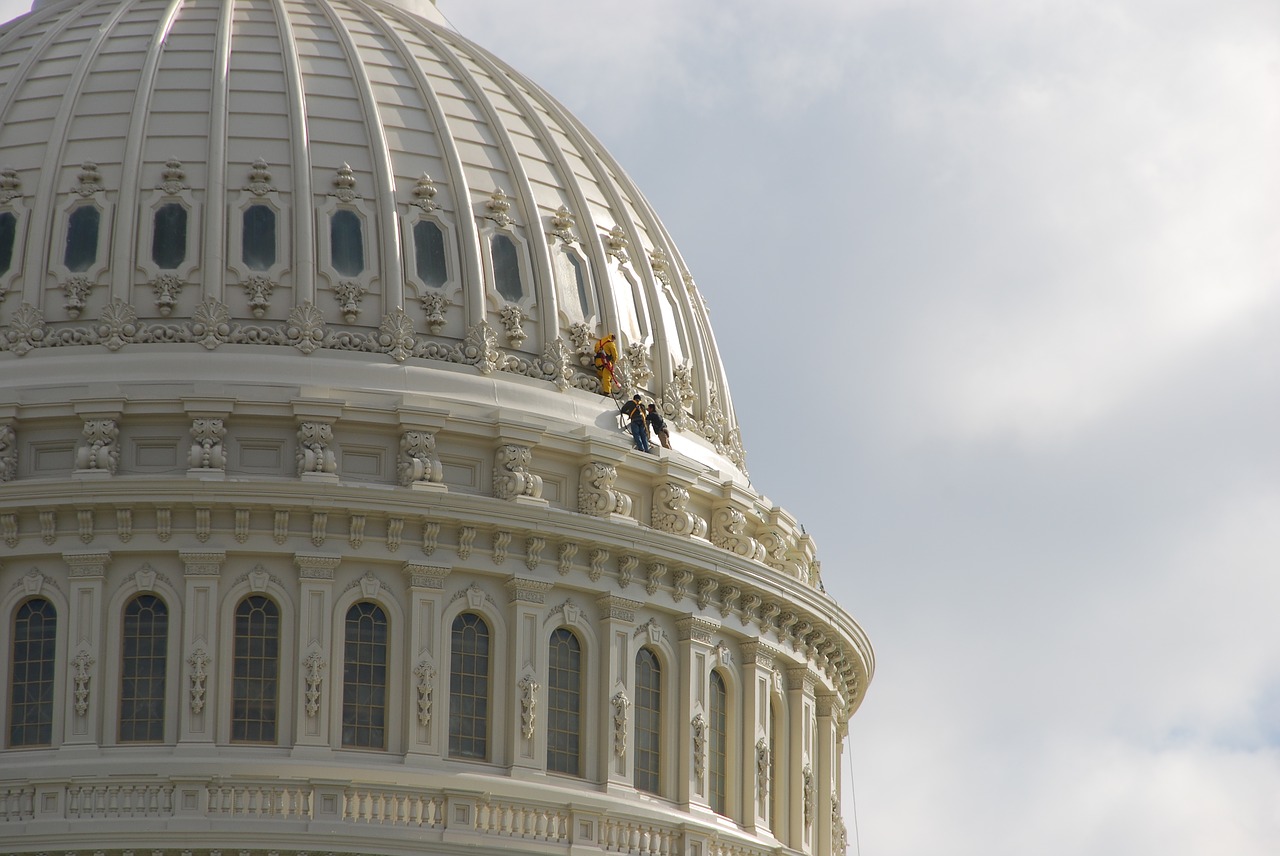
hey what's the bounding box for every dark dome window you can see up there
[242,205,276,271]
[413,220,447,288]
[64,206,99,273]
[0,211,15,277]
[151,203,187,270]
[330,209,364,277]
[491,233,522,301]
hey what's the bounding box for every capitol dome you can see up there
[0,1,873,855]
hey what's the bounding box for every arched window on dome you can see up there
[231,595,280,744]
[0,211,16,277]
[8,597,56,748]
[449,612,491,760]
[119,594,168,743]
[709,669,729,816]
[242,205,276,271]
[553,244,595,323]
[342,601,388,749]
[413,220,448,288]
[490,233,523,301]
[330,209,365,277]
[151,202,187,270]
[64,205,100,273]
[546,627,582,776]
[634,647,662,794]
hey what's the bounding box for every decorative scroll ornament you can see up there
[378,308,416,362]
[648,247,673,288]
[611,692,630,757]
[494,444,543,501]
[542,338,574,392]
[0,166,21,203]
[71,649,95,716]
[525,536,545,571]
[410,173,439,211]
[645,562,667,597]
[605,225,630,264]
[398,431,443,486]
[76,419,119,473]
[651,483,707,537]
[189,418,227,469]
[246,158,275,196]
[588,548,608,583]
[711,507,766,562]
[99,297,139,351]
[756,739,771,803]
[691,713,707,782]
[333,280,367,323]
[518,675,539,740]
[296,422,337,475]
[303,651,326,718]
[73,161,104,197]
[697,577,719,611]
[286,301,327,354]
[802,764,815,829]
[413,661,436,727]
[193,297,231,350]
[63,275,96,319]
[578,462,632,517]
[330,162,358,202]
[0,423,16,482]
[420,292,448,334]
[549,205,577,244]
[186,647,208,716]
[485,188,514,227]
[672,569,694,602]
[499,303,527,349]
[157,158,188,195]
[243,275,276,318]
[462,321,503,375]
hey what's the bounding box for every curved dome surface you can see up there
[0,0,744,471]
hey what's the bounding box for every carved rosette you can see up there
[296,421,337,475]
[0,422,16,482]
[611,691,630,757]
[189,418,227,470]
[76,419,119,473]
[398,430,443,486]
[493,444,542,501]
[413,661,435,727]
[651,483,707,537]
[578,462,632,517]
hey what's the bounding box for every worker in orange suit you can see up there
[594,333,619,395]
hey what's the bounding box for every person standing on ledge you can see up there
[646,403,671,449]
[620,394,649,452]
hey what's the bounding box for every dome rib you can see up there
[201,0,234,300]
[269,0,318,301]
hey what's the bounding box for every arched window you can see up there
[547,628,582,776]
[709,670,728,815]
[449,612,490,760]
[119,594,167,743]
[231,595,280,744]
[8,597,56,747]
[414,220,447,287]
[330,209,364,276]
[491,233,522,301]
[151,202,187,269]
[634,647,661,794]
[242,205,276,271]
[342,601,388,749]
[64,206,99,272]
[0,211,16,277]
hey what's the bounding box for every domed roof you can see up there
[0,0,745,472]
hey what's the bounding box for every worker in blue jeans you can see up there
[620,394,650,452]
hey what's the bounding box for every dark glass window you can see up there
[546,628,582,776]
[634,647,661,794]
[342,601,388,749]
[9,598,56,747]
[242,205,276,271]
[119,594,168,743]
[709,670,728,815]
[567,252,590,318]
[0,211,16,277]
[231,595,279,743]
[151,202,187,269]
[64,206,99,272]
[330,209,364,276]
[491,233,522,301]
[414,220,447,288]
[449,612,490,760]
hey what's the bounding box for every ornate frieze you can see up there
[295,554,340,580]
[180,550,225,577]
[64,551,110,578]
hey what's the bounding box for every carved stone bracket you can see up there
[75,419,119,474]
[578,462,631,518]
[493,444,542,501]
[189,418,227,470]
[398,430,444,488]
[652,483,707,537]
[296,421,337,476]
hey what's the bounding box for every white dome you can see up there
[0,0,744,472]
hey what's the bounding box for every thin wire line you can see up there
[847,738,863,856]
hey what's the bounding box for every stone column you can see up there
[676,614,719,810]
[596,592,642,788]
[786,666,818,853]
[178,550,224,746]
[815,692,843,856]
[505,576,553,773]
[62,551,109,745]
[403,562,450,758]
[294,553,340,747]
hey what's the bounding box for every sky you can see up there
[0,0,1275,853]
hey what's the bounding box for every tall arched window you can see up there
[119,594,168,743]
[231,595,280,744]
[634,647,661,794]
[547,628,582,776]
[342,601,388,749]
[9,597,56,747]
[449,612,490,760]
[709,670,728,815]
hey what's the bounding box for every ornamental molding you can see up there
[403,563,450,589]
[64,550,110,577]
[611,691,630,757]
[595,593,642,623]
[676,615,719,645]
[505,576,553,604]
[413,660,436,727]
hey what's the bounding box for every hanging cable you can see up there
[847,737,863,856]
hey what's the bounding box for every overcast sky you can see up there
[436,2,1279,854]
[1,0,1275,853]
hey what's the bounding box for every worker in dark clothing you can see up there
[620,394,649,452]
[646,403,671,449]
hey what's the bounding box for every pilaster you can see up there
[676,614,719,810]
[741,640,780,834]
[786,665,818,852]
[179,550,224,745]
[506,575,553,772]
[596,593,642,788]
[295,552,340,746]
[62,550,109,745]
[404,562,450,757]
